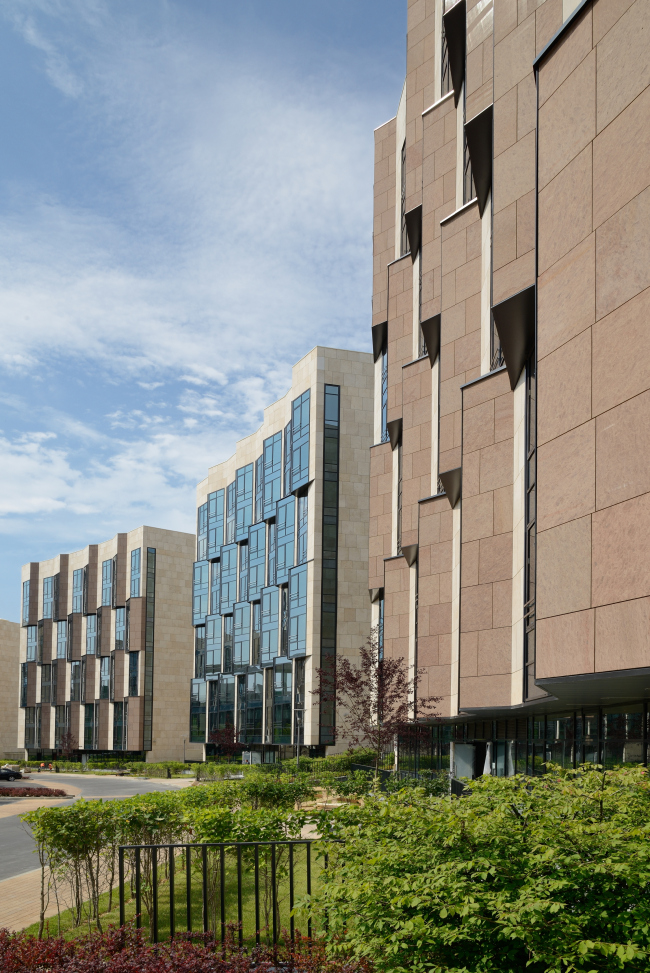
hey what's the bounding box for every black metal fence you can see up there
[118,840,323,945]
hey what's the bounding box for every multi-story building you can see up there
[190,346,374,761]
[0,618,21,761]
[371,0,650,777]
[19,527,196,763]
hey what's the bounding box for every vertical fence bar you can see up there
[118,847,125,928]
[169,846,175,939]
[152,848,159,943]
[324,851,329,935]
[202,844,208,933]
[220,845,226,948]
[289,842,295,943]
[186,845,192,932]
[135,848,141,930]
[271,843,277,945]
[254,844,260,945]
[237,844,243,946]
[306,841,312,941]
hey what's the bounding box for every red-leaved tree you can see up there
[312,628,439,775]
[209,724,245,763]
[58,729,77,761]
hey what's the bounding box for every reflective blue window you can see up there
[210,560,221,616]
[291,389,310,491]
[192,561,209,625]
[284,422,292,496]
[43,576,55,619]
[190,678,206,742]
[71,662,81,702]
[223,615,233,673]
[72,569,83,613]
[288,564,308,658]
[248,523,266,599]
[263,432,282,518]
[238,544,249,603]
[234,602,250,672]
[208,674,235,740]
[130,549,141,598]
[101,560,113,607]
[276,496,295,585]
[267,521,277,587]
[297,493,308,564]
[236,463,254,541]
[207,490,225,558]
[241,671,263,744]
[57,620,67,659]
[252,601,261,665]
[115,608,125,651]
[195,625,206,679]
[220,545,237,614]
[86,615,97,656]
[260,586,279,666]
[83,702,94,748]
[197,502,208,560]
[206,615,222,676]
[100,656,110,699]
[22,580,30,626]
[26,625,37,662]
[128,651,139,696]
[255,455,263,523]
[226,481,236,544]
[273,662,292,744]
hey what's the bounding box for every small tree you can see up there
[312,628,439,776]
[58,729,77,761]
[209,723,245,763]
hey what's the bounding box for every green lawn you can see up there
[25,846,323,944]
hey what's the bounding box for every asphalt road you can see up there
[0,774,191,882]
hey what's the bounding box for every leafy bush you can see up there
[311,765,650,973]
[0,926,370,973]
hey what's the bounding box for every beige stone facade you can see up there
[18,527,194,762]
[0,618,21,760]
[190,347,373,758]
[371,0,650,777]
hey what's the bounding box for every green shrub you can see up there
[310,765,650,973]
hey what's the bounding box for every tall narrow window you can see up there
[57,620,67,659]
[83,565,89,614]
[115,608,126,650]
[210,560,221,616]
[288,564,308,658]
[297,494,308,564]
[234,603,250,671]
[400,140,407,255]
[55,704,67,748]
[70,661,81,702]
[43,576,55,619]
[463,117,475,204]
[238,543,249,603]
[102,559,113,607]
[51,661,58,705]
[113,701,125,750]
[248,523,266,599]
[252,601,261,666]
[220,545,238,614]
[130,549,141,598]
[263,432,282,518]
[192,561,209,625]
[143,547,156,750]
[26,625,37,662]
[86,615,97,655]
[25,707,36,749]
[195,624,206,679]
[80,658,86,702]
[22,579,30,626]
[524,355,542,700]
[100,656,110,699]
[441,18,452,96]
[320,385,340,745]
[206,616,221,676]
[226,481,236,544]
[110,654,115,701]
[21,663,28,707]
[396,443,403,555]
[273,662,292,745]
[207,490,225,558]
[294,657,306,749]
[128,651,139,697]
[260,587,279,666]
[37,620,44,664]
[223,615,234,673]
[378,597,385,661]
[491,314,505,371]
[72,569,83,613]
[291,390,311,491]
[283,422,292,497]
[197,502,208,560]
[236,464,254,541]
[84,703,95,749]
[41,664,51,705]
[276,497,296,584]
[255,455,264,523]
[280,586,289,657]
[267,521,277,587]
[381,342,389,443]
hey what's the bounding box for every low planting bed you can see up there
[0,787,68,798]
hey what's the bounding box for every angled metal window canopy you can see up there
[464,104,492,217]
[420,314,440,365]
[439,467,461,508]
[369,587,384,604]
[402,544,418,567]
[491,285,536,390]
[372,321,387,361]
[404,205,422,260]
[443,0,466,106]
[386,418,402,450]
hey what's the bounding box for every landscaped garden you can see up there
[4,763,650,971]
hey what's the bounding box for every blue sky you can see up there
[0,1,405,621]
